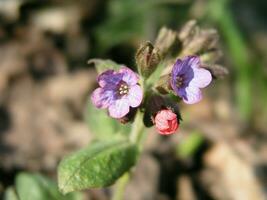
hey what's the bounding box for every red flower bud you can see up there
[154,109,179,135]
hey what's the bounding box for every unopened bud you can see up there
[155,27,179,57]
[200,49,222,64]
[178,20,197,42]
[136,41,161,78]
[154,109,179,135]
[203,64,229,79]
[143,94,182,129]
[181,29,219,56]
[155,74,172,95]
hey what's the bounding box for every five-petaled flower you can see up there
[170,56,212,104]
[154,109,179,135]
[91,67,143,119]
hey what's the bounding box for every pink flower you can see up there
[154,109,179,135]
[91,67,143,119]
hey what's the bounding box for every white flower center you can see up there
[118,83,129,95]
[176,76,184,88]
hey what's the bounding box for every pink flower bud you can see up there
[154,109,179,135]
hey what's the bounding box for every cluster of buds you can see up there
[90,20,227,135]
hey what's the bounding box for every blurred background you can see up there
[0,0,267,199]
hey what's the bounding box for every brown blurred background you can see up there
[0,0,267,199]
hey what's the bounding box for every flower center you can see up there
[118,83,129,96]
[176,76,184,88]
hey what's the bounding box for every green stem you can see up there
[112,111,145,200]
[111,173,130,200]
[129,111,145,144]
[129,76,146,145]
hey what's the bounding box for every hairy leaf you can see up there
[88,59,121,74]
[15,173,82,200]
[4,187,19,200]
[58,139,138,194]
[86,100,130,140]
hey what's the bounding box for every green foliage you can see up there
[88,59,121,74]
[58,139,138,194]
[86,100,130,140]
[176,132,204,158]
[4,187,18,200]
[4,173,82,200]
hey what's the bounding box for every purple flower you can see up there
[170,56,212,104]
[91,67,143,118]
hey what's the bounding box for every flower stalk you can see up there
[129,110,145,145]
[87,20,227,200]
[111,173,130,200]
[112,110,145,200]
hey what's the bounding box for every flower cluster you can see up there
[90,21,226,135]
[56,21,226,200]
[91,55,212,134]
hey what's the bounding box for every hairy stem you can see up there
[111,173,130,200]
[129,110,145,144]
[112,110,145,200]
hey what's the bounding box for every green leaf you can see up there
[58,139,138,194]
[86,100,130,140]
[15,173,82,200]
[4,187,19,200]
[88,59,121,74]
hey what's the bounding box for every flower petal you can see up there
[165,111,177,120]
[173,56,199,75]
[171,60,181,94]
[127,85,143,107]
[172,59,183,75]
[108,98,130,118]
[182,86,202,104]
[191,68,212,88]
[171,57,195,93]
[155,115,169,130]
[186,55,200,69]
[157,128,170,135]
[91,88,114,108]
[119,67,139,86]
[169,119,178,131]
[98,70,122,88]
